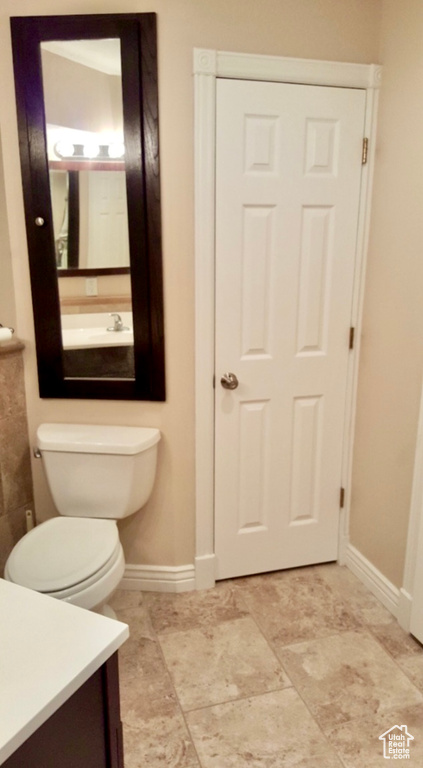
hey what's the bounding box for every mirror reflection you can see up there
[40,38,134,379]
[12,12,165,399]
[41,39,130,272]
[50,169,130,270]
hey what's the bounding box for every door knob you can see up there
[220,372,239,390]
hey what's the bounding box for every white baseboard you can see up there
[120,548,403,607]
[344,543,400,618]
[120,564,195,593]
[195,554,216,590]
[397,588,413,632]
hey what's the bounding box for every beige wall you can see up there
[350,0,423,587]
[59,273,131,302]
[0,0,381,569]
[42,49,123,134]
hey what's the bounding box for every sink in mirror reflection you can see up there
[61,312,133,349]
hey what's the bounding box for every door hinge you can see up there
[349,327,355,350]
[213,374,216,389]
[362,137,369,165]
[340,487,345,508]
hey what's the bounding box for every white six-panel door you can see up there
[86,170,130,268]
[214,79,366,580]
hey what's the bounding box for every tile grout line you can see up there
[115,571,423,768]
[156,585,347,766]
[272,622,423,766]
[365,624,423,699]
[151,601,347,767]
[233,580,365,653]
[114,594,203,767]
[230,584,389,767]
[144,600,206,768]
[179,685,296,715]
[142,588,327,765]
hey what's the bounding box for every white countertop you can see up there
[0,579,129,765]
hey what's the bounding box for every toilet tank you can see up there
[37,424,160,519]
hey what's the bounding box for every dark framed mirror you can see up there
[11,13,165,400]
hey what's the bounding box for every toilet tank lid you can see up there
[37,423,161,454]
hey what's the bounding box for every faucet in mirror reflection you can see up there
[107,313,130,332]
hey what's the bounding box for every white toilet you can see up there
[4,423,160,616]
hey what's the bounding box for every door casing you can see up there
[398,381,423,636]
[194,48,382,589]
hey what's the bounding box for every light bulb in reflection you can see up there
[83,142,100,159]
[108,142,125,159]
[55,140,75,159]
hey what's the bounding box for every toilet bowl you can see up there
[5,517,125,614]
[4,424,160,615]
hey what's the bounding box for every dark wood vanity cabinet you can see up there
[3,654,124,768]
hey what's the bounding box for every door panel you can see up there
[87,171,130,268]
[215,79,366,580]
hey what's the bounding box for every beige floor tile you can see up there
[186,688,343,768]
[108,592,153,649]
[395,653,423,692]
[122,674,178,723]
[326,702,423,768]
[109,588,145,612]
[119,632,167,690]
[314,563,394,627]
[370,619,423,658]
[278,630,423,732]
[158,615,291,710]
[112,601,173,712]
[112,567,423,768]
[143,582,248,634]
[235,566,361,647]
[123,711,200,768]
[115,605,160,674]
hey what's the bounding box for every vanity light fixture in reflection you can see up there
[54,139,126,161]
[82,142,100,159]
[55,139,75,158]
[108,142,125,159]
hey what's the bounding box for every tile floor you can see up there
[110,563,423,768]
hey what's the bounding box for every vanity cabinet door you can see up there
[3,654,123,768]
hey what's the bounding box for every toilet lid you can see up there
[6,517,120,593]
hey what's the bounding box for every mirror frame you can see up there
[11,13,165,400]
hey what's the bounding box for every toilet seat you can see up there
[5,517,121,594]
[42,540,122,600]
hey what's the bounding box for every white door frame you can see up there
[194,48,382,589]
[398,378,423,632]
